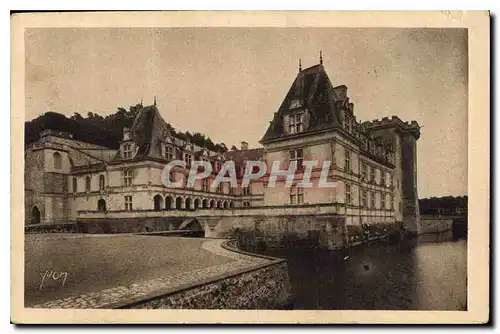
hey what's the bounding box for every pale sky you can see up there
[25,28,468,198]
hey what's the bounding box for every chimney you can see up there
[123,127,131,141]
[241,141,248,151]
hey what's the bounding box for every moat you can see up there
[243,237,467,310]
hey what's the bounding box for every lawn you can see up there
[24,234,235,306]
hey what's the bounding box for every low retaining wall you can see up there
[419,218,453,235]
[120,241,292,309]
[25,217,184,234]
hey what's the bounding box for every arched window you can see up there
[202,199,209,208]
[229,201,235,208]
[85,176,91,192]
[99,175,105,190]
[31,206,41,224]
[72,177,77,193]
[153,194,163,211]
[175,197,183,210]
[194,198,200,210]
[97,199,106,212]
[165,196,173,210]
[185,197,192,210]
[53,152,62,170]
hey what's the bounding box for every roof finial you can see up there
[154,95,157,106]
[299,58,302,72]
[320,50,323,65]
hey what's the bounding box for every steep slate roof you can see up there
[129,105,171,160]
[110,105,228,163]
[261,64,345,143]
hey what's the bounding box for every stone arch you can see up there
[185,197,192,210]
[202,199,209,208]
[209,199,215,208]
[175,196,183,210]
[194,198,201,210]
[53,152,62,170]
[217,200,222,209]
[153,194,163,211]
[97,198,106,212]
[223,201,229,209]
[179,218,205,232]
[229,201,235,208]
[165,195,173,210]
[31,205,41,224]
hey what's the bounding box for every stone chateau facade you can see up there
[25,59,420,232]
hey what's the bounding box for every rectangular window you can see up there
[184,153,192,166]
[290,148,304,169]
[99,175,105,190]
[288,113,304,134]
[72,177,77,193]
[361,190,367,208]
[370,191,375,209]
[124,195,133,211]
[165,146,173,160]
[390,195,394,210]
[123,170,133,186]
[345,184,351,205]
[290,184,304,205]
[361,162,367,180]
[215,161,222,171]
[217,183,223,194]
[243,187,251,196]
[370,166,375,184]
[381,194,386,210]
[345,117,352,133]
[381,171,386,188]
[123,143,132,159]
[85,177,91,192]
[202,179,209,192]
[345,149,351,171]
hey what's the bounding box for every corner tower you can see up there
[362,117,421,232]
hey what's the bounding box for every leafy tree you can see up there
[25,104,232,152]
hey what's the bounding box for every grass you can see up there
[24,234,235,306]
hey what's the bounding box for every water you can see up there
[247,237,467,310]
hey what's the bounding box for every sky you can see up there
[25,28,468,198]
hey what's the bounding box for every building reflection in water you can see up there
[248,236,467,310]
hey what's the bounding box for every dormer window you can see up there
[123,143,133,159]
[184,153,192,166]
[289,113,304,134]
[164,145,174,161]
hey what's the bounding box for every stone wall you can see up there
[419,216,453,235]
[210,214,346,250]
[120,259,292,309]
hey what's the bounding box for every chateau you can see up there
[25,59,421,234]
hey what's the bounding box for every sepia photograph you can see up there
[11,11,489,324]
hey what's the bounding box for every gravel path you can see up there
[26,235,270,309]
